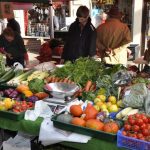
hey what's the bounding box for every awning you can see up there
[0,0,49,3]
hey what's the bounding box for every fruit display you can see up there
[121,113,150,142]
[55,103,121,135]
[0,98,34,113]
[12,101,34,113]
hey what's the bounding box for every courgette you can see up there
[0,68,15,83]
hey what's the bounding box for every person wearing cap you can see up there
[61,5,96,63]
[96,6,132,66]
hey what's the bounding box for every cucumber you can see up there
[0,68,15,83]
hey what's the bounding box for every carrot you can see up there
[54,77,60,82]
[51,76,56,82]
[59,79,64,82]
[45,76,52,83]
[84,80,93,92]
[67,79,72,84]
[63,77,69,83]
[89,83,96,91]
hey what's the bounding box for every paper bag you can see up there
[0,2,14,19]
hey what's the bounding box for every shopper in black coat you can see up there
[61,6,96,63]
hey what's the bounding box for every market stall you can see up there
[0,117,124,150]
[0,57,149,149]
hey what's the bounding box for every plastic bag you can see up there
[123,83,148,108]
[34,61,56,71]
[112,70,132,86]
[145,90,150,115]
[3,133,31,150]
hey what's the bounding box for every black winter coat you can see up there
[61,18,96,62]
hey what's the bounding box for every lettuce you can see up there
[28,78,45,93]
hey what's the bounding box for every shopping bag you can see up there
[0,2,14,19]
[3,133,31,150]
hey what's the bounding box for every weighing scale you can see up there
[43,82,79,114]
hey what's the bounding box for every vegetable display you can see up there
[52,57,104,86]
[28,78,45,93]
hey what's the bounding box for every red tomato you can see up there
[142,129,149,136]
[142,117,149,124]
[132,134,137,139]
[128,115,134,120]
[132,125,140,132]
[139,137,145,141]
[140,124,146,130]
[137,133,143,139]
[136,119,143,126]
[128,118,136,125]
[147,124,150,130]
[134,113,141,119]
[124,124,131,131]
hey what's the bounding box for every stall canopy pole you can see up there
[49,0,54,38]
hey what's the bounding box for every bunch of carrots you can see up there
[73,80,96,97]
[45,76,74,84]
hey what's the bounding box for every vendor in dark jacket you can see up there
[0,27,27,67]
[61,6,96,63]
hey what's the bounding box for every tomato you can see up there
[137,133,143,139]
[132,134,137,139]
[140,115,148,123]
[128,118,136,125]
[147,124,150,130]
[134,113,141,119]
[142,129,149,136]
[140,124,146,130]
[13,109,19,113]
[132,125,140,132]
[122,131,127,136]
[139,137,145,141]
[124,124,131,131]
[128,115,134,120]
[136,119,143,126]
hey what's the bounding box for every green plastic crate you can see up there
[0,109,25,121]
[51,114,117,141]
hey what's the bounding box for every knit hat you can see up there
[108,6,122,19]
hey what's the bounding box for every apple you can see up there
[96,101,103,107]
[101,108,109,115]
[96,95,106,102]
[100,104,107,110]
[108,96,117,104]
[94,98,102,104]
[108,104,118,113]
[106,102,112,109]
[94,105,100,111]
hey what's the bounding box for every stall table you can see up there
[0,117,125,150]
